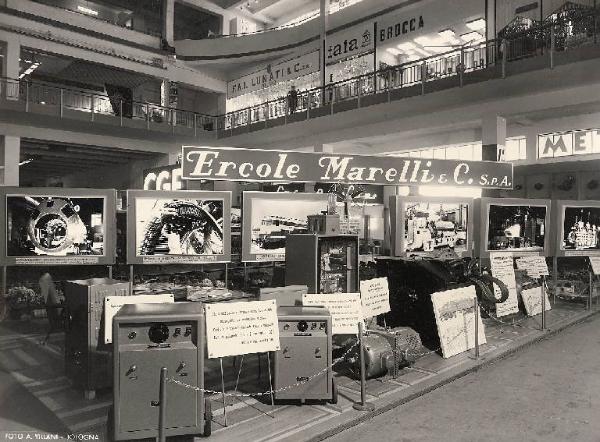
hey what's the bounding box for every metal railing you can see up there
[0,78,217,135]
[219,9,600,134]
[0,9,599,139]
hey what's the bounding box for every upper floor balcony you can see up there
[1,9,600,148]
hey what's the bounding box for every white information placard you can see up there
[490,253,519,317]
[360,277,391,318]
[515,256,549,279]
[302,293,362,334]
[431,286,486,359]
[205,300,280,359]
[589,257,600,275]
[521,286,551,317]
[104,294,175,344]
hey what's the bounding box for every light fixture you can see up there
[18,62,40,79]
[19,159,33,166]
[386,48,401,56]
[460,31,484,42]
[397,42,416,51]
[414,36,435,46]
[466,18,486,31]
[77,5,99,16]
[438,29,460,44]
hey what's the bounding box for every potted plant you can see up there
[5,286,44,320]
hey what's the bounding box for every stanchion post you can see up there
[107,265,113,280]
[225,263,229,289]
[266,352,275,408]
[541,276,546,330]
[129,264,134,294]
[220,358,228,427]
[589,271,593,311]
[353,322,375,412]
[474,297,480,359]
[158,367,167,442]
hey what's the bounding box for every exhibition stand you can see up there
[2,145,600,441]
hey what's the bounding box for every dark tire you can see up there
[203,397,212,437]
[330,378,338,405]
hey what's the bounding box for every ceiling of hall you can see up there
[21,49,155,91]
[207,0,319,24]
[18,139,161,183]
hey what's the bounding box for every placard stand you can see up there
[552,256,558,305]
[473,297,480,359]
[219,358,228,427]
[232,353,275,415]
[541,275,546,330]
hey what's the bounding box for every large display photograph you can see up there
[7,196,105,257]
[403,201,469,256]
[127,190,231,264]
[242,192,328,262]
[486,203,548,252]
[0,188,116,265]
[556,201,600,256]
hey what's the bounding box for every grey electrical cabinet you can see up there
[112,302,210,440]
[285,234,359,294]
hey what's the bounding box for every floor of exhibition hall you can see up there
[0,299,597,442]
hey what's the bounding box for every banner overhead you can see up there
[182,146,514,189]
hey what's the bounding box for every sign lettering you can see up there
[182,146,513,189]
[302,293,363,334]
[360,277,391,318]
[228,51,320,98]
[538,129,600,159]
[490,253,519,317]
[326,23,374,64]
[205,300,280,358]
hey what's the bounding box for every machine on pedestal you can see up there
[273,306,337,404]
[112,302,211,440]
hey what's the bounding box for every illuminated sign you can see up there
[182,146,514,189]
[538,129,600,159]
[143,165,185,191]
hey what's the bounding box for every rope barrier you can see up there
[167,340,359,397]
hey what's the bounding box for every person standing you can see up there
[287,85,298,114]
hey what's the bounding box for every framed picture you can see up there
[389,196,473,258]
[555,200,600,257]
[0,187,117,266]
[479,198,551,257]
[242,191,328,262]
[127,190,231,264]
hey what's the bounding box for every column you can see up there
[1,135,20,186]
[320,0,330,92]
[162,0,175,46]
[524,127,538,162]
[2,37,20,100]
[482,115,506,161]
[485,0,496,40]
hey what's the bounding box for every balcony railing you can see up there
[218,11,600,135]
[0,78,217,136]
[1,9,599,139]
